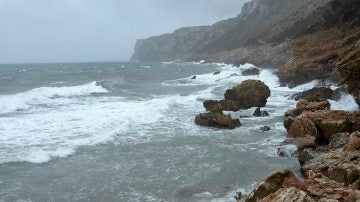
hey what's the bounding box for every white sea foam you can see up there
[0,81,108,114]
[162,63,255,87]
[0,85,215,164]
[330,93,359,111]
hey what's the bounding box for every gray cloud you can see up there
[0,0,248,64]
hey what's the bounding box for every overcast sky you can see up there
[0,0,248,64]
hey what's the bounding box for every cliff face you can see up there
[131,0,330,66]
[130,17,240,61]
[131,0,360,105]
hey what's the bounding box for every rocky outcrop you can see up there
[194,104,240,129]
[245,163,360,202]
[291,87,333,101]
[284,96,330,131]
[203,80,271,111]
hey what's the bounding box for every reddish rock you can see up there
[301,145,360,186]
[284,96,330,131]
[345,132,360,151]
[224,80,270,109]
[302,110,352,141]
[194,104,241,129]
[295,97,330,113]
[288,117,318,139]
[259,187,315,202]
[245,170,306,202]
[290,136,317,151]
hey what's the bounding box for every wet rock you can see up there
[246,170,360,202]
[302,110,352,141]
[277,144,297,158]
[224,80,270,110]
[344,132,360,151]
[259,187,315,202]
[301,144,360,185]
[219,99,243,111]
[329,133,350,149]
[195,104,241,129]
[291,87,333,101]
[191,76,197,79]
[284,96,330,131]
[253,107,270,117]
[242,68,260,76]
[203,100,219,111]
[290,136,317,152]
[245,170,306,202]
[288,110,356,146]
[289,117,318,139]
[298,148,317,165]
[234,191,242,201]
[213,71,221,75]
[260,126,271,132]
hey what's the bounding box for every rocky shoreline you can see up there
[131,0,360,200]
[193,79,360,201]
[239,94,359,201]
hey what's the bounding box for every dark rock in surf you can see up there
[242,68,260,76]
[260,126,271,132]
[191,76,197,79]
[253,107,270,117]
[195,104,241,129]
[213,71,221,75]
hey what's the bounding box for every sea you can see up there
[0,61,358,202]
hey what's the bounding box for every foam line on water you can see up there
[0,81,108,114]
[0,86,216,164]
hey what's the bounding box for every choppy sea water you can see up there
[0,61,358,201]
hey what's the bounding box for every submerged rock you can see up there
[253,107,270,117]
[194,104,241,129]
[242,68,260,76]
[260,126,270,132]
[213,71,221,75]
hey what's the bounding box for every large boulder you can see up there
[284,96,330,131]
[203,80,271,112]
[245,170,306,202]
[224,80,270,109]
[194,104,241,129]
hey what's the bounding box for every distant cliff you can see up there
[131,0,360,105]
[131,16,241,61]
[131,0,330,67]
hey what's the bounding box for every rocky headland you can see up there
[132,0,360,201]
